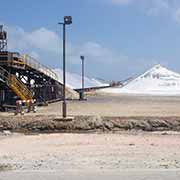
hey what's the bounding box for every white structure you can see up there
[103,64,180,96]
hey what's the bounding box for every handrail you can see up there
[0,53,60,83]
[0,65,10,83]
[22,55,59,81]
[0,65,33,100]
[10,75,33,100]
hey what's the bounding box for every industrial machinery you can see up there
[0,25,7,52]
[0,25,64,110]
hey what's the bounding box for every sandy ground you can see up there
[36,94,180,117]
[1,94,180,179]
[1,170,180,180]
[0,132,180,172]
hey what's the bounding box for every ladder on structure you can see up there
[0,66,33,101]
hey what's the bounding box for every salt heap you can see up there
[54,69,109,89]
[103,64,180,95]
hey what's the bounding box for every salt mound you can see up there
[54,69,109,89]
[103,64,180,96]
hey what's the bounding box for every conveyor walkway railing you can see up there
[22,55,59,81]
[0,53,59,84]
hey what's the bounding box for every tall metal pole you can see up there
[82,57,84,89]
[62,23,66,118]
[80,55,85,100]
[59,16,72,118]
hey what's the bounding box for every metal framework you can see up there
[0,51,63,110]
[0,25,7,52]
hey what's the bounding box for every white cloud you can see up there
[111,0,132,5]
[26,28,61,54]
[110,0,170,6]
[110,0,170,12]
[3,23,162,80]
[106,0,180,24]
[146,0,170,16]
[174,8,180,23]
[78,42,116,62]
[6,24,123,66]
[6,25,61,55]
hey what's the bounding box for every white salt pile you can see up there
[54,69,109,89]
[103,64,180,96]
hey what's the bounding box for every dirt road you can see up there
[0,132,180,171]
[38,94,180,117]
[1,95,180,179]
[1,170,180,180]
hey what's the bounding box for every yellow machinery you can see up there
[0,66,33,101]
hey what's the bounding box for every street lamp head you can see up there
[80,55,84,61]
[64,16,72,25]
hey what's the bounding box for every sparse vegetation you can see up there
[0,164,13,172]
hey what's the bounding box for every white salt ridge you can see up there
[54,69,109,89]
[103,64,180,96]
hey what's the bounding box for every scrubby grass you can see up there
[0,164,13,172]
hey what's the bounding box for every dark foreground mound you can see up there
[0,115,180,133]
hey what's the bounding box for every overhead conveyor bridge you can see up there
[0,25,77,110]
[0,51,76,108]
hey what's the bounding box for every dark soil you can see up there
[0,115,180,133]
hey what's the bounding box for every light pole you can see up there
[80,55,85,100]
[80,56,85,89]
[58,16,72,118]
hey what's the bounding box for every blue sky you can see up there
[1,0,180,80]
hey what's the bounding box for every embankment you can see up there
[1,115,180,133]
